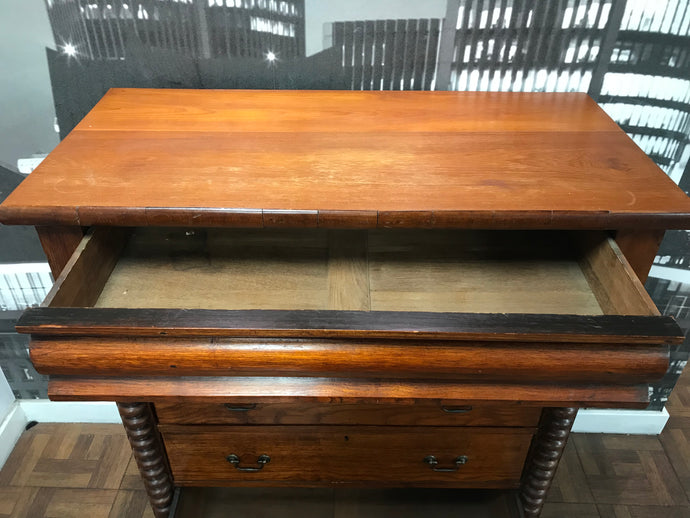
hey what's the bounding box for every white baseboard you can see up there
[0,402,28,469]
[7,400,670,435]
[573,408,669,434]
[19,400,121,424]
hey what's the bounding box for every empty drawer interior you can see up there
[45,227,659,317]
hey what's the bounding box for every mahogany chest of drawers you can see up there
[2,89,689,517]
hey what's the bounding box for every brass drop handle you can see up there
[441,405,472,414]
[424,455,468,472]
[224,403,257,412]
[226,454,271,472]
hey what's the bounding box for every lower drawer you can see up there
[161,425,534,487]
[154,402,541,427]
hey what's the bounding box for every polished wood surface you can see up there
[18,227,683,349]
[29,335,669,384]
[116,403,173,518]
[521,408,578,517]
[160,425,533,487]
[154,401,541,427]
[5,90,688,518]
[1,89,688,228]
[46,376,651,408]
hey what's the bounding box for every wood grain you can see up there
[578,235,659,316]
[36,226,85,278]
[521,408,578,517]
[160,425,533,487]
[116,403,173,518]
[614,229,665,284]
[42,228,129,308]
[1,89,688,228]
[327,231,370,311]
[28,336,670,384]
[89,227,602,315]
[18,308,684,344]
[46,376,652,408]
[26,227,681,347]
[153,401,541,427]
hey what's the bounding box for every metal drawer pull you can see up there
[224,403,257,412]
[226,454,271,472]
[423,455,468,472]
[441,405,473,414]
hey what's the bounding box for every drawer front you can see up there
[161,425,533,487]
[155,402,541,427]
[22,228,679,409]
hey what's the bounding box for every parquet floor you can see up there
[0,423,153,518]
[545,363,690,518]
[1,367,690,517]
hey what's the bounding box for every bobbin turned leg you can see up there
[117,402,175,518]
[520,407,578,517]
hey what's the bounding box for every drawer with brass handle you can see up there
[160,425,534,487]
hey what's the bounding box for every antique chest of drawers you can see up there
[1,89,689,517]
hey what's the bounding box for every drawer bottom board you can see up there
[162,426,534,487]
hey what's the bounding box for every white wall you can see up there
[0,368,22,469]
[0,371,14,419]
[0,0,58,171]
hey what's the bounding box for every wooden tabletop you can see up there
[1,88,689,229]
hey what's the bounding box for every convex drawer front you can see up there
[154,402,541,427]
[18,227,681,405]
[160,426,533,487]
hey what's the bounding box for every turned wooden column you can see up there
[520,407,578,517]
[117,402,175,518]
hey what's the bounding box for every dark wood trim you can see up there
[145,207,263,227]
[0,206,79,226]
[3,208,690,229]
[117,402,174,518]
[519,407,578,517]
[35,226,85,278]
[17,308,684,344]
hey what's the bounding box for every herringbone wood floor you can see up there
[2,367,690,517]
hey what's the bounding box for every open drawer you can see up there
[17,227,682,406]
